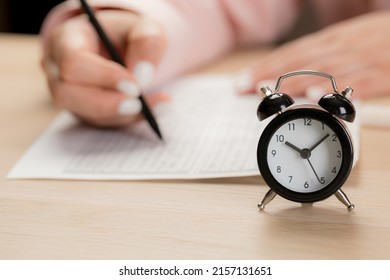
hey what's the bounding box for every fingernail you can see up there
[118,99,142,116]
[133,61,155,88]
[306,86,327,102]
[45,59,60,79]
[117,80,141,98]
[234,70,254,93]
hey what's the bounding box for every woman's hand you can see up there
[42,10,167,127]
[237,11,390,99]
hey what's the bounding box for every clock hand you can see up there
[285,141,303,154]
[309,133,330,152]
[285,142,313,160]
[286,138,324,183]
[306,158,323,184]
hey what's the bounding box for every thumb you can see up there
[125,18,166,88]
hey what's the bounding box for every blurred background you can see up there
[0,0,64,34]
[0,0,316,41]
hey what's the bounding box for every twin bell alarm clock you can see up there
[256,70,356,211]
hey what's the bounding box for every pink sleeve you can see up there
[41,0,303,85]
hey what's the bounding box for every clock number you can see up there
[275,135,284,142]
[288,176,293,183]
[271,150,277,157]
[337,151,342,158]
[320,177,325,184]
[288,123,295,131]
[332,166,337,173]
[304,181,309,188]
[304,118,312,126]
[321,122,325,130]
[332,134,338,142]
[277,166,281,173]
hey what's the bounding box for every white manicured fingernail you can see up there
[306,86,327,102]
[134,61,155,88]
[118,99,142,116]
[45,59,60,79]
[117,80,141,98]
[234,70,254,93]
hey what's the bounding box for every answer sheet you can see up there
[8,76,264,180]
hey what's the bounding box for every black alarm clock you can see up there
[256,70,356,211]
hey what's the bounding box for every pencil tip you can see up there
[157,130,164,141]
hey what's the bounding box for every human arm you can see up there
[41,0,303,127]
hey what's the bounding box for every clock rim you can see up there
[257,107,354,203]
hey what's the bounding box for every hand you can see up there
[285,141,303,154]
[42,10,167,127]
[285,141,323,184]
[309,134,329,152]
[306,158,323,184]
[285,141,311,160]
[237,11,390,99]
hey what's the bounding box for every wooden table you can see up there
[1,34,390,259]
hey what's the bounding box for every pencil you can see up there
[79,0,163,140]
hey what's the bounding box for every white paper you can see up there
[8,76,263,180]
[8,75,360,180]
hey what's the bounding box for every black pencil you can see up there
[79,0,163,140]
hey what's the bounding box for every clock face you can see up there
[257,107,353,203]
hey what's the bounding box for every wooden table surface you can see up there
[1,34,390,260]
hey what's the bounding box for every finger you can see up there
[278,47,390,97]
[42,57,60,82]
[234,13,380,94]
[48,15,99,59]
[233,44,330,94]
[76,113,143,128]
[146,92,171,107]
[257,37,335,72]
[124,18,167,88]
[48,77,142,127]
[334,70,390,99]
[46,16,142,98]
[56,50,142,98]
[305,69,390,101]
[234,32,347,94]
[276,54,364,96]
[241,40,361,96]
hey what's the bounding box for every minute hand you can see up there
[309,133,330,152]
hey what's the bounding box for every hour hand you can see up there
[285,141,303,154]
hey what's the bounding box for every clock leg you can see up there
[258,189,277,210]
[335,189,355,212]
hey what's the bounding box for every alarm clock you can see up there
[256,70,356,211]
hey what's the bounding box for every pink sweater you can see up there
[41,0,390,86]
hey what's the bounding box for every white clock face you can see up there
[267,117,343,193]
